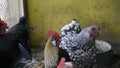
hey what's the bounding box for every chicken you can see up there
[44,30,70,68]
[59,20,100,68]
[7,17,31,53]
[7,17,32,68]
[0,17,30,68]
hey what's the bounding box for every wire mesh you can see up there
[0,0,24,28]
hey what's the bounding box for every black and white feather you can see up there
[60,19,81,50]
[59,20,99,68]
[60,19,81,37]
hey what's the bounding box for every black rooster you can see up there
[0,17,31,68]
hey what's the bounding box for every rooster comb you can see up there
[0,18,7,27]
[48,30,60,37]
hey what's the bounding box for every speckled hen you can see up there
[60,20,100,68]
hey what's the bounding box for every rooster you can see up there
[44,30,71,68]
[7,17,31,53]
[8,17,32,68]
[0,17,31,68]
[59,20,100,68]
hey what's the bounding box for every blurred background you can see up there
[1,0,120,68]
[0,0,120,46]
[27,0,120,47]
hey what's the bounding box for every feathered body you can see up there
[60,19,81,50]
[0,17,30,68]
[60,20,100,68]
[44,30,70,68]
[44,36,59,68]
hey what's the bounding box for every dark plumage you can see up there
[0,33,20,68]
[0,17,30,68]
[58,47,71,62]
[7,17,31,53]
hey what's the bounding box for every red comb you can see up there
[57,57,66,68]
[48,30,60,37]
[0,18,7,27]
